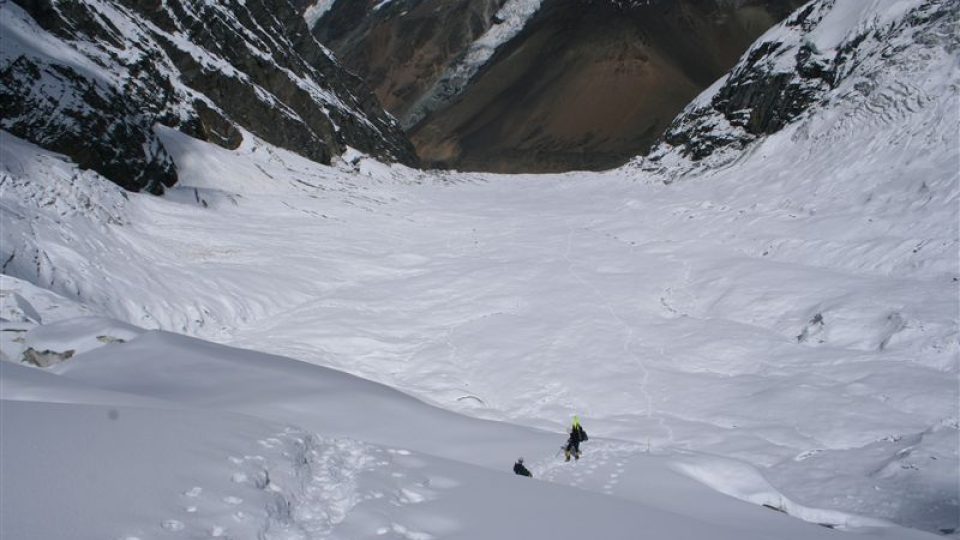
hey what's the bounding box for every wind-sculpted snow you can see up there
[0,330,938,539]
[0,0,957,536]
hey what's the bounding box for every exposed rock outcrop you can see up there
[310,0,803,173]
[641,0,959,175]
[310,0,504,126]
[22,347,74,368]
[1,0,417,193]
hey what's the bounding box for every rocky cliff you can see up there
[640,0,959,177]
[310,0,803,173]
[309,0,520,131]
[0,0,418,193]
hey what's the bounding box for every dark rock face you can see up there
[311,0,504,125]
[656,3,837,162]
[646,0,958,169]
[1,55,177,194]
[1,0,417,193]
[311,0,803,173]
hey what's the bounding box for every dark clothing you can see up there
[514,461,532,477]
[564,424,588,461]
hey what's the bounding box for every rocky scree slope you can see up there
[309,0,804,173]
[0,0,417,194]
[639,0,960,177]
[307,0,515,128]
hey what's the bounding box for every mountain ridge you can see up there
[310,0,805,173]
[0,0,418,193]
[639,0,960,177]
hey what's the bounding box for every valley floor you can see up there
[2,17,959,533]
[2,1,958,538]
[2,105,957,536]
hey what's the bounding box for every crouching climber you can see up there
[513,457,532,477]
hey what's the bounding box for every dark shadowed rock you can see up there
[22,347,75,368]
[1,0,417,193]
[311,0,504,124]
[639,0,958,176]
[311,0,803,173]
[1,54,177,194]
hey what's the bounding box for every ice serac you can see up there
[310,0,804,173]
[641,0,959,175]
[0,0,417,194]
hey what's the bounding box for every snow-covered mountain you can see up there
[306,0,515,126]
[0,0,417,193]
[641,0,959,176]
[309,0,805,172]
[1,0,957,538]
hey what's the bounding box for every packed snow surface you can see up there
[1,0,958,538]
[4,330,936,540]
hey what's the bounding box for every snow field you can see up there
[1,0,957,536]
[2,112,955,533]
[2,328,939,539]
[0,380,457,540]
[2,81,956,532]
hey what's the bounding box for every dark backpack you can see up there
[514,462,532,477]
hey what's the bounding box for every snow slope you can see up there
[1,327,936,539]
[1,0,958,537]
